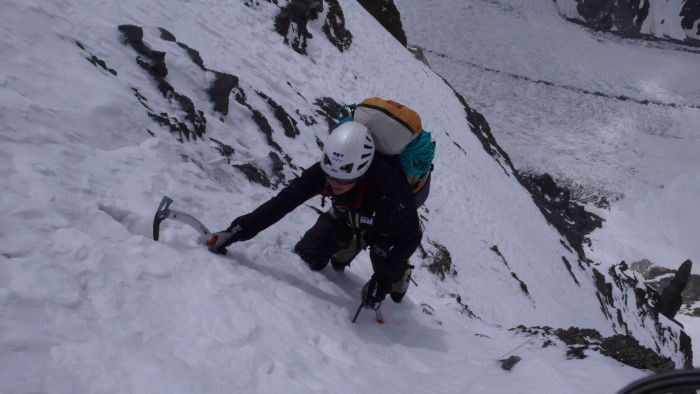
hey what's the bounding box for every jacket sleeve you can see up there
[367,184,423,284]
[228,163,325,241]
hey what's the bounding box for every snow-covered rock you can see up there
[555,0,700,45]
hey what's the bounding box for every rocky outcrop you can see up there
[111,22,330,184]
[490,245,531,298]
[657,260,692,320]
[437,74,688,367]
[556,0,700,47]
[357,0,407,46]
[681,1,700,36]
[274,0,352,55]
[322,0,353,52]
[421,240,456,281]
[119,25,207,142]
[514,325,679,372]
[408,46,430,66]
[76,41,117,76]
[274,0,323,55]
[444,78,604,263]
[518,173,603,260]
[574,0,649,33]
[313,96,343,128]
[632,259,700,317]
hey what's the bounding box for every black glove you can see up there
[361,275,391,308]
[207,223,243,254]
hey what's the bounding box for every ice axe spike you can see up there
[153,196,213,241]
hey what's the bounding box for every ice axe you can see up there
[153,196,216,245]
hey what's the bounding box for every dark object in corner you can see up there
[499,355,521,371]
[657,259,693,320]
[616,367,700,394]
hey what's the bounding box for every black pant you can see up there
[295,212,412,302]
[294,212,355,270]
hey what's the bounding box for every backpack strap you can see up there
[353,178,369,209]
[333,104,356,129]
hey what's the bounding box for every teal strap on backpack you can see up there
[400,130,435,176]
[332,104,356,130]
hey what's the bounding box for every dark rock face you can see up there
[442,77,685,364]
[322,0,353,52]
[177,42,206,71]
[558,0,700,47]
[208,72,239,116]
[268,151,286,184]
[446,83,516,176]
[556,326,603,345]
[209,138,235,158]
[632,259,700,318]
[601,335,675,372]
[76,41,117,76]
[448,86,608,265]
[519,173,603,260]
[357,0,407,46]
[681,0,700,35]
[450,293,480,319]
[229,85,283,153]
[313,96,343,128]
[425,240,456,281]
[113,24,306,174]
[257,92,300,138]
[274,0,352,55]
[234,163,272,187]
[561,256,581,286]
[657,260,692,319]
[489,245,531,298]
[119,25,207,142]
[274,0,324,55]
[408,46,430,66]
[119,25,168,78]
[575,0,649,33]
[244,0,279,7]
[593,268,615,317]
[513,326,676,372]
[680,330,694,368]
[158,27,176,42]
[499,355,521,371]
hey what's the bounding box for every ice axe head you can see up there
[152,196,212,242]
[153,196,174,241]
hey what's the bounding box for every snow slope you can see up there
[395,0,700,271]
[0,0,689,392]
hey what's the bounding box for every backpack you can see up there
[335,98,435,206]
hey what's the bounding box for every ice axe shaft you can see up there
[351,302,364,323]
[351,301,384,324]
[153,196,212,241]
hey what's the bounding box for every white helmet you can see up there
[321,121,375,180]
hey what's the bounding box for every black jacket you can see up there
[230,155,422,282]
